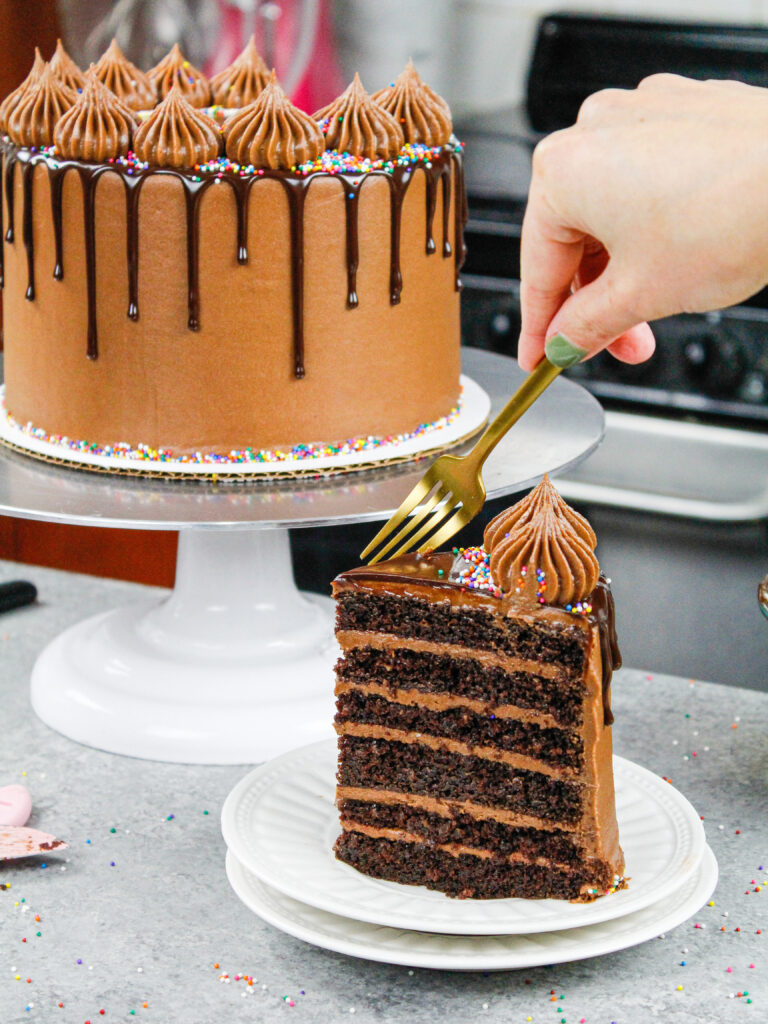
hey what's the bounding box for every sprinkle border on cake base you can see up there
[0,378,490,480]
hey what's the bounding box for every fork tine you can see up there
[386,492,459,561]
[416,505,471,555]
[360,474,437,560]
[366,484,447,565]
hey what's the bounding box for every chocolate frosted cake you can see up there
[332,477,626,901]
[0,42,464,462]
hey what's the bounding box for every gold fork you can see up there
[360,358,563,564]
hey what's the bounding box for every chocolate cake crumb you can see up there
[335,690,583,768]
[337,736,583,823]
[334,831,610,899]
[336,646,584,726]
[337,799,587,866]
[336,591,588,671]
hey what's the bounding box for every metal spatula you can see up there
[360,358,563,564]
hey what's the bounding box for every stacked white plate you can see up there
[221,739,717,971]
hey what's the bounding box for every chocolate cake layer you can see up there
[338,799,585,866]
[334,831,605,899]
[336,646,584,726]
[337,735,583,823]
[335,591,588,671]
[335,690,583,769]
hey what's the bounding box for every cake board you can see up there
[0,350,605,764]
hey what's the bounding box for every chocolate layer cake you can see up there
[0,44,463,459]
[332,477,625,900]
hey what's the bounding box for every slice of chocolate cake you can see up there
[332,476,625,901]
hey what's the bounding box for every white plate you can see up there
[225,844,718,971]
[221,739,706,935]
[0,375,489,477]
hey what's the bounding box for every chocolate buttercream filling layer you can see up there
[335,689,584,771]
[333,831,611,900]
[0,140,465,370]
[337,798,586,864]
[337,735,583,824]
[336,786,582,832]
[336,721,579,779]
[335,642,585,727]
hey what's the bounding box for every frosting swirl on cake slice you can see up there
[223,71,324,169]
[148,43,211,108]
[92,38,155,112]
[484,475,599,606]
[210,36,270,108]
[54,72,138,161]
[133,86,220,167]
[314,73,403,160]
[372,59,453,147]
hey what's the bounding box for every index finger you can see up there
[517,178,587,372]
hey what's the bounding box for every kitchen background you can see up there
[1,0,767,691]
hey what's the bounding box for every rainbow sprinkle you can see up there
[37,140,463,180]
[451,546,502,598]
[1,396,462,469]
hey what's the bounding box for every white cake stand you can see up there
[0,351,604,764]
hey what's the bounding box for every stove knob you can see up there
[487,309,520,355]
[682,333,746,397]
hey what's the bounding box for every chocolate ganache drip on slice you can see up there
[314,73,403,160]
[92,38,155,112]
[148,43,211,108]
[54,72,138,161]
[223,72,324,169]
[372,59,453,147]
[210,36,270,108]
[484,475,600,607]
[6,62,77,148]
[133,86,220,167]
[0,50,45,135]
[49,38,86,92]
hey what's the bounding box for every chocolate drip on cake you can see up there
[21,159,35,299]
[0,139,463,374]
[344,181,361,308]
[4,146,17,243]
[452,151,467,289]
[49,167,65,281]
[441,162,452,257]
[123,175,145,319]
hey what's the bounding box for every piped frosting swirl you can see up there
[484,475,600,606]
[133,86,220,167]
[314,73,403,160]
[92,38,155,111]
[223,72,324,169]
[210,36,270,108]
[148,43,211,108]
[5,61,77,148]
[54,72,138,161]
[0,49,45,134]
[372,59,452,147]
[49,39,86,92]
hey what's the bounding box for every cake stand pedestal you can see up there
[0,350,605,764]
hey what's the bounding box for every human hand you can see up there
[518,74,768,371]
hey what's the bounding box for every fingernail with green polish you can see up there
[545,333,588,368]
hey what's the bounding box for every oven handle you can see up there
[554,411,768,523]
[556,479,768,522]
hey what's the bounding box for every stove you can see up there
[457,14,768,429]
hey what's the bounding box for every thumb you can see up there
[542,274,654,367]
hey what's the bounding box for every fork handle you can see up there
[467,358,563,468]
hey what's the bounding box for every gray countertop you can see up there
[0,559,766,1024]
